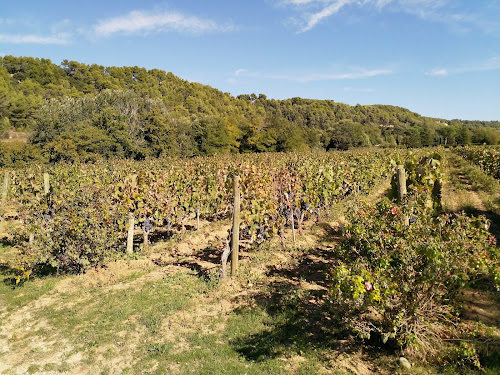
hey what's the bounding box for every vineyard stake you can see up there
[1,171,8,205]
[143,229,149,252]
[220,238,230,279]
[0,171,8,232]
[288,184,296,244]
[397,165,410,226]
[231,175,240,277]
[397,165,407,201]
[126,174,137,254]
[43,173,50,195]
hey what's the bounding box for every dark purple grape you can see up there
[165,214,172,230]
[143,217,154,233]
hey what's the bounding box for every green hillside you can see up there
[1,55,498,164]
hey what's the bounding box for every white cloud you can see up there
[426,57,500,76]
[233,67,391,82]
[283,0,334,4]
[234,68,248,76]
[427,68,448,76]
[94,10,234,36]
[344,86,375,92]
[281,0,499,34]
[300,0,353,32]
[0,33,71,44]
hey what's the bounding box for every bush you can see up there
[0,142,45,167]
[11,170,126,281]
[328,198,499,350]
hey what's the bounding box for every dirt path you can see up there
[443,156,500,245]
[442,168,487,212]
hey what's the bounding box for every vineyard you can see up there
[454,145,500,180]
[1,148,500,375]
[2,149,401,280]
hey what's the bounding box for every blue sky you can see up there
[1,0,499,120]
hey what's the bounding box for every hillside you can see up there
[0,55,499,164]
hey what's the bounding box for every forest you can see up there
[1,55,499,166]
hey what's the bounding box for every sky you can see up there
[1,0,499,121]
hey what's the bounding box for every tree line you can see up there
[0,55,499,165]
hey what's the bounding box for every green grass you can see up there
[0,244,59,314]
[36,272,206,352]
[127,303,336,375]
[2,252,354,374]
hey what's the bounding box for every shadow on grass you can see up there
[0,261,18,286]
[230,279,345,361]
[266,247,336,287]
[230,242,377,362]
[0,237,15,247]
[316,222,345,244]
[174,246,221,282]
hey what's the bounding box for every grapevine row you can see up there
[454,145,500,180]
[3,150,405,279]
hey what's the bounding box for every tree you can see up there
[193,116,239,155]
[327,120,371,150]
[455,125,472,145]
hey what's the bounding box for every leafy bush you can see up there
[0,142,45,167]
[328,198,499,350]
[454,341,481,370]
[390,151,443,212]
[11,169,125,281]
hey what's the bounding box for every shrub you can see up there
[328,198,499,351]
[390,152,443,212]
[12,170,125,281]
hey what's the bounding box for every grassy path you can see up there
[442,151,500,243]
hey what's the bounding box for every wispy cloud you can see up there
[281,0,500,34]
[0,33,71,44]
[232,66,391,82]
[300,0,353,32]
[0,17,75,45]
[344,86,375,92]
[93,10,235,36]
[426,57,500,76]
[427,68,449,76]
[234,68,248,76]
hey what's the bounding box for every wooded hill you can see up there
[1,55,499,164]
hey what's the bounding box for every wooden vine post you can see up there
[0,171,9,233]
[143,223,149,253]
[196,206,200,231]
[396,165,409,226]
[126,174,137,254]
[43,173,50,195]
[289,185,296,244]
[230,175,240,278]
[1,171,9,215]
[1,171,9,206]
